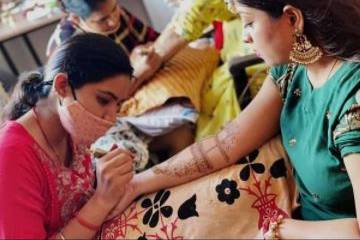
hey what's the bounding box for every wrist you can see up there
[75,213,101,232]
[90,193,115,214]
[131,174,144,197]
[133,169,162,196]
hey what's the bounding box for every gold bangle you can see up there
[267,215,284,240]
[58,231,66,240]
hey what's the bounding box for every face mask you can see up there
[58,100,115,147]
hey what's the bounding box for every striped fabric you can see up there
[119,47,219,116]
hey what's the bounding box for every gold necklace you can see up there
[33,108,62,162]
[308,59,339,88]
[325,59,339,83]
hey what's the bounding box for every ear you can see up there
[68,13,81,26]
[53,73,71,99]
[283,5,304,32]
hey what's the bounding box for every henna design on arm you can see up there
[152,119,241,177]
[153,140,214,177]
[214,134,231,163]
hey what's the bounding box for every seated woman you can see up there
[47,0,158,57]
[0,34,134,238]
[48,0,163,92]
[133,0,268,141]
[107,0,360,238]
[48,0,198,162]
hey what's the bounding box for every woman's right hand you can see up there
[105,175,141,220]
[93,148,134,211]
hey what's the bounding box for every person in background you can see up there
[0,33,134,238]
[132,0,267,141]
[107,0,360,238]
[47,0,161,83]
[48,0,158,55]
[48,0,199,161]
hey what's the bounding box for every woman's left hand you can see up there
[130,43,163,92]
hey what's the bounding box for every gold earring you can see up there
[289,29,323,65]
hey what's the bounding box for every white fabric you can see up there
[0,83,9,118]
[92,118,150,172]
[124,103,198,137]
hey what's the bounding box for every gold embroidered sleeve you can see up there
[333,104,360,139]
[269,64,297,101]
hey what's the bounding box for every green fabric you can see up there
[270,62,360,220]
[195,62,240,140]
[171,0,236,42]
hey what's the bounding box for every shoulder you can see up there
[0,122,43,179]
[269,63,300,100]
[0,123,46,238]
[0,121,34,146]
[337,62,360,90]
[330,63,360,153]
[333,62,360,114]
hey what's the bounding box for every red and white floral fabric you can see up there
[0,121,95,238]
[100,136,296,239]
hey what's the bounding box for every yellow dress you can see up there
[170,0,267,140]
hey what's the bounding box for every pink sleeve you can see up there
[0,144,47,238]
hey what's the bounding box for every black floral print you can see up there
[238,150,265,181]
[141,190,173,228]
[270,158,287,178]
[178,194,199,220]
[216,179,240,205]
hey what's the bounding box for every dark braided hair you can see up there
[2,33,133,121]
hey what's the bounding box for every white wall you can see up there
[120,0,151,25]
[142,0,175,32]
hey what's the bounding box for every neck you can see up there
[25,99,71,161]
[17,97,72,165]
[306,56,342,88]
[35,100,68,145]
[307,56,336,72]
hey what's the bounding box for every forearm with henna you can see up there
[134,119,244,195]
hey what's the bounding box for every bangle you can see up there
[75,214,101,231]
[266,215,284,240]
[58,231,66,240]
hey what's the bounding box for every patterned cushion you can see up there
[99,136,297,239]
[119,46,219,117]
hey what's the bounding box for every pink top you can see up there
[0,121,95,238]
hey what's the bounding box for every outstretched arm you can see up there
[130,27,187,91]
[133,77,282,195]
[107,77,283,219]
[131,0,235,86]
